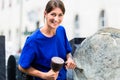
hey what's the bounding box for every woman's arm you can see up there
[65,53,76,69]
[18,65,59,80]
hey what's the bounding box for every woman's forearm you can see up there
[66,53,73,59]
[18,65,45,79]
[66,53,76,69]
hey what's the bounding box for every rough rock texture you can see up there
[73,27,120,80]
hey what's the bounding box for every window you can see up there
[2,0,4,10]
[99,10,107,28]
[74,14,80,37]
[9,0,12,7]
[8,29,11,41]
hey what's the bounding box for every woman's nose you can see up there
[54,16,59,22]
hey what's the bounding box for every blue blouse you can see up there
[19,25,72,80]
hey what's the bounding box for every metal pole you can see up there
[0,36,6,80]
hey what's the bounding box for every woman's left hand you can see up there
[65,57,76,69]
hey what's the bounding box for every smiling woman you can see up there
[18,0,76,80]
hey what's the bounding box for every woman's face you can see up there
[44,7,64,29]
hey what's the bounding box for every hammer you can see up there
[51,57,64,72]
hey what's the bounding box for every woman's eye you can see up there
[59,14,63,17]
[51,13,56,16]
[50,13,63,17]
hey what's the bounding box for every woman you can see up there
[18,0,76,80]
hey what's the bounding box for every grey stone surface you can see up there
[73,27,120,80]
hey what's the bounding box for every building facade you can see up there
[0,0,120,59]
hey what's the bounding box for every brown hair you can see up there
[45,0,65,14]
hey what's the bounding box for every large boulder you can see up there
[73,27,120,80]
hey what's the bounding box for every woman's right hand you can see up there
[42,69,59,80]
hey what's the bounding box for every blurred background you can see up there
[1,0,120,80]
